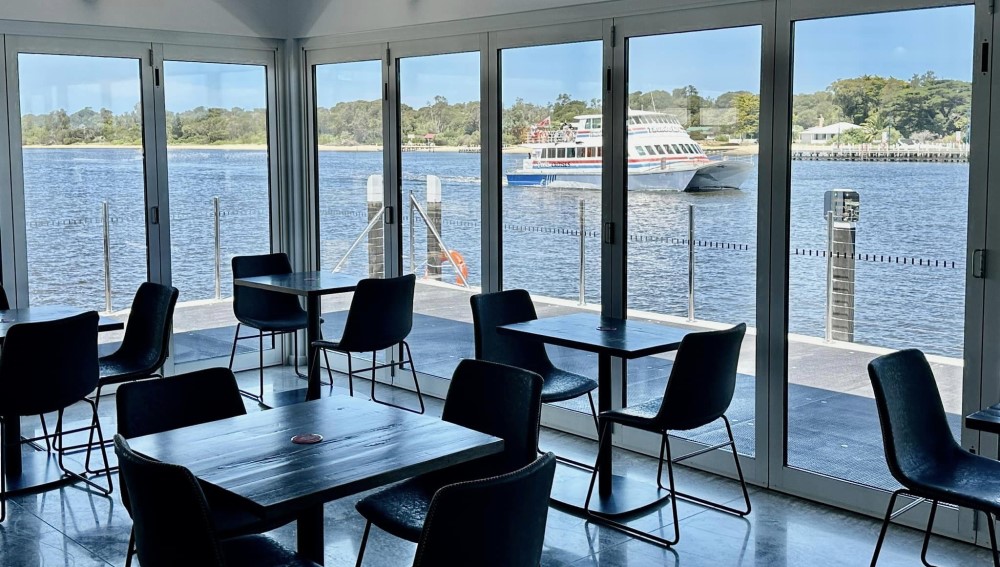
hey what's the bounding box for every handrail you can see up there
[408,193,470,288]
[332,206,385,274]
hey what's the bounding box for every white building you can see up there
[799,122,861,144]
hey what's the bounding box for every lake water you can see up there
[21,148,968,357]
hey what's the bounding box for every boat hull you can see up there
[506,158,753,192]
[687,159,754,191]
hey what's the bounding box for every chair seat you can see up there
[311,338,343,351]
[238,312,309,333]
[907,449,1000,513]
[356,476,443,543]
[98,355,160,384]
[539,368,597,403]
[599,397,663,431]
[220,535,320,567]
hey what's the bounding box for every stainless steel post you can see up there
[409,191,415,274]
[103,201,112,313]
[687,204,695,322]
[214,196,221,300]
[825,211,834,342]
[578,199,585,305]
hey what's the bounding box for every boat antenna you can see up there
[649,92,657,112]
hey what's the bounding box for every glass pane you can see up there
[18,53,146,348]
[787,7,973,488]
[501,41,603,413]
[314,60,386,366]
[399,52,481,380]
[625,26,761,457]
[163,61,272,364]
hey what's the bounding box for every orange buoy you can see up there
[443,250,469,285]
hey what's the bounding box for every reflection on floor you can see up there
[0,365,990,566]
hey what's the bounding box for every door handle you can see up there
[973,249,987,278]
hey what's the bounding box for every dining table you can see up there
[233,271,359,407]
[0,305,124,491]
[128,393,503,565]
[497,311,691,517]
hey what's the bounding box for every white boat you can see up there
[505,110,753,192]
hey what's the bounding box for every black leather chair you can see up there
[311,274,425,414]
[471,289,598,468]
[0,285,8,310]
[75,282,178,474]
[0,312,112,522]
[412,452,556,567]
[116,367,296,567]
[354,358,543,566]
[868,349,1000,567]
[229,252,330,403]
[114,435,319,567]
[584,323,751,548]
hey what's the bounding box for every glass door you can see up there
[4,38,160,353]
[775,1,986,541]
[161,50,277,368]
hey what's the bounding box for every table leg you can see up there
[306,295,322,401]
[598,353,612,497]
[297,505,325,565]
[2,415,22,477]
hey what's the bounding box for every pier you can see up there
[792,147,968,163]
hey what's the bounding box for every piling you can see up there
[824,190,859,342]
[366,175,384,279]
[426,175,443,281]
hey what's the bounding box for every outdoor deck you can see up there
[110,279,963,492]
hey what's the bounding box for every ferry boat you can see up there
[505,110,753,191]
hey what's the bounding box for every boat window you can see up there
[567,147,576,158]
[557,148,566,158]
[596,147,602,157]
[635,146,646,156]
[644,145,656,155]
[592,118,602,129]
[670,144,682,154]
[654,145,666,155]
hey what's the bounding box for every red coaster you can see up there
[291,433,323,445]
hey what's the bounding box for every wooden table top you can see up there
[498,312,691,359]
[233,272,359,298]
[128,394,504,519]
[0,306,124,339]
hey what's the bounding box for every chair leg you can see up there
[356,520,372,567]
[920,500,938,567]
[1,418,6,523]
[988,511,1000,567]
[583,421,679,548]
[369,342,424,414]
[125,528,136,567]
[322,348,334,388]
[539,391,600,471]
[870,489,905,567]
[258,330,265,402]
[347,354,354,397]
[228,323,242,370]
[54,403,113,496]
[660,416,751,517]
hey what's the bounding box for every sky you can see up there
[17,4,975,115]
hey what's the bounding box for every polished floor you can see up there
[0,365,993,566]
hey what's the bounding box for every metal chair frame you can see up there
[228,323,332,404]
[310,341,425,414]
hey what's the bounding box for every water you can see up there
[21,148,968,357]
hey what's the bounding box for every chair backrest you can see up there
[470,289,554,376]
[114,435,226,567]
[413,453,556,567]
[113,282,179,373]
[231,253,305,324]
[441,359,543,476]
[657,323,747,431]
[116,367,247,439]
[0,285,9,310]
[0,311,98,416]
[339,274,415,352]
[867,349,961,486]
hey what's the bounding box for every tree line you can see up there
[19,71,970,147]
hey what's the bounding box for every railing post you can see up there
[214,196,221,300]
[687,204,695,322]
[578,199,585,305]
[825,211,834,342]
[409,190,415,274]
[103,201,112,313]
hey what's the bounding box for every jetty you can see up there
[792,147,968,163]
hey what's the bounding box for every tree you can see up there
[733,93,760,140]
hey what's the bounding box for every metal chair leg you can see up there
[54,404,113,496]
[1,418,6,523]
[920,500,938,567]
[870,489,904,567]
[356,520,372,567]
[125,528,136,567]
[539,391,599,471]
[369,342,425,414]
[227,322,242,369]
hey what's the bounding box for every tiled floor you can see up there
[0,365,992,566]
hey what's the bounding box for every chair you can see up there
[311,274,425,414]
[74,283,178,474]
[868,349,1000,567]
[115,367,296,567]
[114,435,319,567]
[229,252,331,403]
[412,452,556,567]
[584,323,750,548]
[0,285,8,310]
[354,358,543,566]
[470,289,599,469]
[0,312,112,522]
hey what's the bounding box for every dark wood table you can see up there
[0,306,125,490]
[233,272,358,406]
[966,404,1000,435]
[498,312,690,516]
[128,394,503,565]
